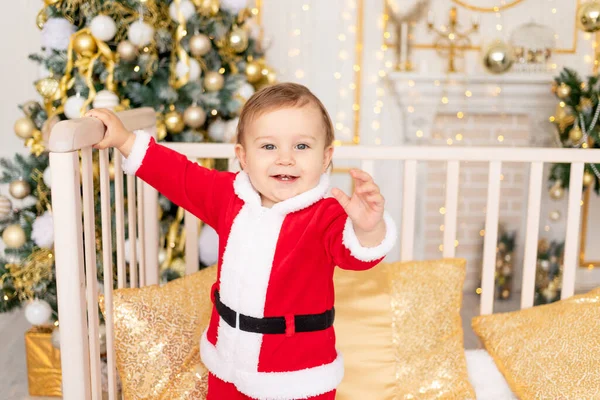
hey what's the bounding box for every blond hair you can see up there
[236,82,334,147]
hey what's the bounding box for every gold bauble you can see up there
[557,83,571,99]
[229,27,249,53]
[165,110,185,134]
[549,183,564,200]
[583,171,595,187]
[156,121,168,141]
[204,71,225,92]
[551,81,558,94]
[482,41,514,74]
[14,118,36,140]
[245,61,262,83]
[189,34,212,57]
[73,32,98,57]
[195,0,220,16]
[577,0,600,33]
[183,105,207,129]
[9,179,31,200]
[569,125,583,142]
[117,40,138,62]
[2,224,26,249]
[264,66,277,84]
[169,257,186,276]
[35,77,60,99]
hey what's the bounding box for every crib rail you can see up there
[49,108,157,400]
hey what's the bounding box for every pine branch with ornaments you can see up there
[1,0,272,326]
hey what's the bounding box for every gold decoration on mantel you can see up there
[427,7,479,73]
[451,0,524,13]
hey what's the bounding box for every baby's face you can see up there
[235,105,333,208]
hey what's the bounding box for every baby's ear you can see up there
[323,145,334,173]
[234,143,248,170]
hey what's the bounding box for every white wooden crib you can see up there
[48,107,600,399]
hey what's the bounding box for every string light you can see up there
[302,3,310,11]
[416,130,423,137]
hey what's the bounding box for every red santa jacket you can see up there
[123,131,397,399]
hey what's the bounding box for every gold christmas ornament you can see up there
[554,104,575,133]
[569,125,583,142]
[35,77,60,99]
[551,81,558,94]
[229,26,249,53]
[9,179,31,199]
[189,34,212,57]
[577,0,600,33]
[14,117,37,140]
[583,171,595,187]
[156,121,168,141]
[204,71,225,91]
[73,31,98,57]
[165,110,185,134]
[557,83,571,99]
[245,60,262,83]
[195,0,220,16]
[117,40,138,62]
[482,40,514,74]
[549,182,564,200]
[183,105,207,129]
[2,224,27,249]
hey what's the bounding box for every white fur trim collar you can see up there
[233,171,330,215]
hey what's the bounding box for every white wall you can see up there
[0,1,42,159]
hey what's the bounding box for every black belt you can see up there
[213,290,335,336]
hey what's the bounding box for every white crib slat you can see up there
[80,148,102,399]
[401,160,417,261]
[142,182,159,286]
[185,211,199,275]
[113,154,126,289]
[360,160,374,176]
[98,149,118,399]
[50,152,92,400]
[127,175,138,288]
[136,179,146,287]
[481,161,502,315]
[562,162,585,300]
[521,162,543,309]
[443,161,460,258]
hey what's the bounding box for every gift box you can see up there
[24,326,62,397]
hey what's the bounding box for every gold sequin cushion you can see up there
[99,265,216,400]
[472,287,600,399]
[334,258,475,400]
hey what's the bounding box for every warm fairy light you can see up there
[334,72,341,79]
[338,34,347,41]
[336,122,344,130]
[479,230,485,236]
[407,106,414,113]
[441,96,449,104]
[302,3,310,11]
[498,135,505,142]
[447,138,453,145]
[408,80,415,87]
[372,121,380,130]
[295,69,304,78]
[354,64,361,72]
[455,133,463,141]
[440,225,445,231]
[457,112,464,119]
[416,130,423,137]
[465,90,472,97]
[439,207,446,214]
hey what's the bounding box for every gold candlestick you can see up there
[428,7,479,73]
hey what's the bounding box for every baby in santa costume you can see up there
[87,82,397,400]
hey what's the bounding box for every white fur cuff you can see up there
[342,211,397,262]
[121,129,152,175]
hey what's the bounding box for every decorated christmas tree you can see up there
[0,0,274,323]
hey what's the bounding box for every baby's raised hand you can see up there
[85,108,135,156]
[332,169,386,246]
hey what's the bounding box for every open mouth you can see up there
[272,174,299,182]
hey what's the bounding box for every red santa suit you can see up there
[123,131,397,400]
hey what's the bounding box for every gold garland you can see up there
[0,249,55,301]
[451,0,525,12]
[170,0,193,89]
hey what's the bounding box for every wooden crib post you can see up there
[49,151,92,400]
[143,183,159,285]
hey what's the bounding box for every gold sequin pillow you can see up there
[334,258,475,400]
[99,265,216,399]
[472,287,600,399]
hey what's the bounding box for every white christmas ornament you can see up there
[93,90,120,109]
[235,82,255,102]
[31,211,54,249]
[220,0,248,14]
[64,95,88,119]
[90,15,117,42]
[25,299,53,326]
[224,117,239,142]
[128,20,155,47]
[169,0,197,21]
[208,119,227,142]
[198,225,219,266]
[41,18,76,51]
[43,167,52,188]
[176,58,201,81]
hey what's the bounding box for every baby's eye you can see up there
[296,143,309,150]
[262,144,275,150]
